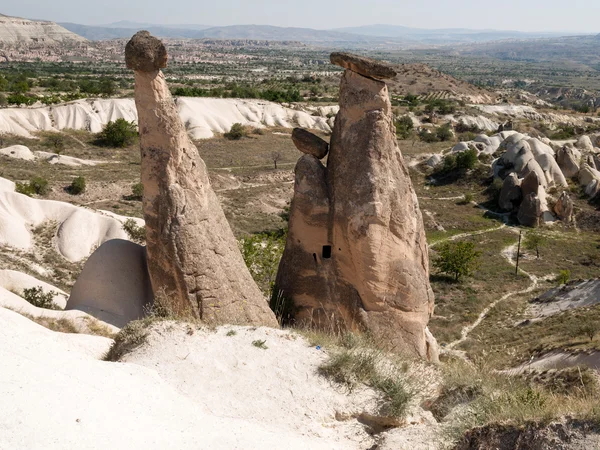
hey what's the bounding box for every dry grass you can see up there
[440,358,600,440]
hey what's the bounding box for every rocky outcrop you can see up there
[66,239,153,327]
[330,52,397,80]
[127,31,277,327]
[518,193,542,227]
[556,145,581,178]
[291,128,329,159]
[275,53,437,361]
[498,173,522,211]
[553,192,574,223]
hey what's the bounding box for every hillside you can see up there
[388,63,495,103]
[0,14,86,44]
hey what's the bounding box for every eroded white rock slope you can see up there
[0,98,334,139]
[0,177,131,262]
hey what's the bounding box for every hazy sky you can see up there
[2,0,599,32]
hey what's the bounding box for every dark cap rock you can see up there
[291,128,329,159]
[125,31,168,72]
[330,52,397,80]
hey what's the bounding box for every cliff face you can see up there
[0,14,86,45]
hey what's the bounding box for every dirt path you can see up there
[445,229,545,351]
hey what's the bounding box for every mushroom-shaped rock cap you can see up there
[291,128,329,159]
[125,31,168,72]
[330,52,397,80]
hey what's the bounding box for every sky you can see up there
[2,0,599,33]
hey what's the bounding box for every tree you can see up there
[436,123,454,142]
[44,133,65,154]
[97,119,138,148]
[224,123,245,140]
[433,241,481,282]
[523,230,545,259]
[271,151,282,169]
[395,116,414,139]
[572,318,599,342]
[455,148,478,170]
[69,176,86,195]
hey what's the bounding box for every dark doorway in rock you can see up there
[322,245,332,259]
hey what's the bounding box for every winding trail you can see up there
[424,199,540,360]
[446,230,540,351]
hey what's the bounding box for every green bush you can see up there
[433,241,481,281]
[224,123,245,140]
[22,286,58,309]
[16,177,49,197]
[556,269,571,285]
[131,182,144,200]
[456,149,478,170]
[395,116,414,139]
[43,133,65,154]
[69,176,86,195]
[418,128,439,143]
[123,219,146,244]
[97,119,138,148]
[240,230,286,297]
[436,123,454,142]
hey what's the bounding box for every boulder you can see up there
[275,58,438,362]
[576,135,594,153]
[66,239,153,327]
[498,173,522,211]
[426,154,443,168]
[578,164,600,188]
[127,32,277,327]
[556,145,581,178]
[291,128,329,159]
[330,52,397,80]
[451,142,470,153]
[521,170,542,197]
[125,30,168,72]
[518,193,542,227]
[553,192,574,223]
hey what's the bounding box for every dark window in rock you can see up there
[313,253,317,263]
[322,245,332,259]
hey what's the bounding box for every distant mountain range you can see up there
[57,21,593,45]
[0,13,85,44]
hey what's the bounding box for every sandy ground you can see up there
[0,309,361,449]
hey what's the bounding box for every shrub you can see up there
[395,115,414,139]
[436,123,454,142]
[252,339,268,349]
[69,176,86,195]
[461,193,474,204]
[97,118,138,148]
[131,182,144,200]
[0,93,7,107]
[418,128,439,143]
[556,269,571,285]
[433,241,481,281]
[577,320,600,342]
[22,286,58,309]
[456,148,478,170]
[16,177,49,197]
[43,133,65,154]
[224,123,245,140]
[241,229,286,297]
[123,219,146,244]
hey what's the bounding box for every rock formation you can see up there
[126,31,277,327]
[556,145,581,178]
[553,192,574,223]
[291,128,329,159]
[66,239,153,327]
[275,53,438,361]
[498,173,522,212]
